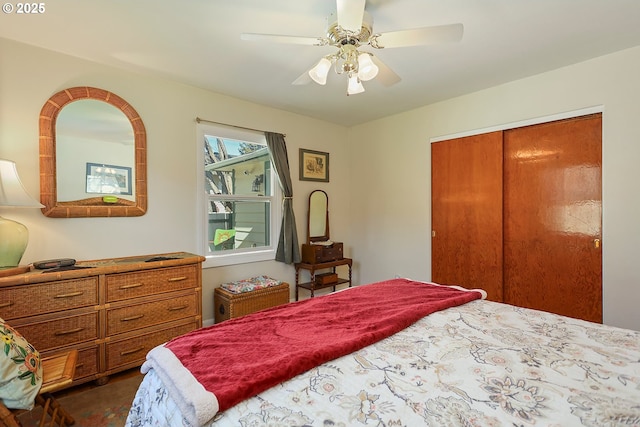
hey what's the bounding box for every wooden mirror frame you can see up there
[307,189,329,243]
[39,87,147,218]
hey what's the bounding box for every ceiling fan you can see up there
[241,0,463,95]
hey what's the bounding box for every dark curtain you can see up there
[265,132,301,264]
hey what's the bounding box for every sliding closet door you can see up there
[431,131,504,301]
[503,114,602,322]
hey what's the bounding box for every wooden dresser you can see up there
[0,252,204,386]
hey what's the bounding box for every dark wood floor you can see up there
[55,367,143,399]
[11,367,144,426]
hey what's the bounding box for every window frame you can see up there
[196,123,282,268]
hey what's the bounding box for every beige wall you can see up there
[3,37,640,332]
[0,38,351,325]
[349,45,640,331]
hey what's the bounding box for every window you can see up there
[196,123,282,267]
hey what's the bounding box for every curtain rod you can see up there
[195,117,285,137]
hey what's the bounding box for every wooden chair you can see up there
[0,349,78,427]
[0,403,20,427]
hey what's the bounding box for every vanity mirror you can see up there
[39,87,147,217]
[307,189,329,243]
[297,189,351,298]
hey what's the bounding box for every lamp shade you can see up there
[357,53,379,81]
[347,75,365,95]
[0,159,43,268]
[0,159,44,208]
[308,57,332,85]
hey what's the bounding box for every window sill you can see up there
[202,248,276,268]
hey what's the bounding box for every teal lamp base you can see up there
[0,215,29,268]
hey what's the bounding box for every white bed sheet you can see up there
[126,299,640,426]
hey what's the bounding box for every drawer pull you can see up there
[0,301,13,309]
[54,327,84,336]
[119,283,143,290]
[167,276,188,282]
[54,291,84,299]
[168,305,187,311]
[121,314,144,322]
[120,346,145,356]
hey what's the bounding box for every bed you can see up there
[125,278,640,426]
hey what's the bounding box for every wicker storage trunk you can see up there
[214,282,290,323]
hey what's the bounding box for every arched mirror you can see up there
[39,87,147,217]
[307,190,329,243]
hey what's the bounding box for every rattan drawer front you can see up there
[106,265,198,302]
[74,345,100,380]
[106,294,198,335]
[0,278,98,319]
[106,322,197,370]
[19,312,99,352]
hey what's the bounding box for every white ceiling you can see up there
[2,0,640,126]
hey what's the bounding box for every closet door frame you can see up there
[430,106,603,321]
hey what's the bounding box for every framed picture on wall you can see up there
[86,162,132,195]
[299,149,329,182]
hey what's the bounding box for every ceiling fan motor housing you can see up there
[326,11,373,46]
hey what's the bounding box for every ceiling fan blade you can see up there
[372,23,464,48]
[292,69,313,85]
[370,55,401,87]
[241,33,325,46]
[337,0,366,32]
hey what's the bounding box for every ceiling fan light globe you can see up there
[347,75,365,95]
[309,58,332,85]
[357,53,379,81]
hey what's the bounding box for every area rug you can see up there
[17,373,143,427]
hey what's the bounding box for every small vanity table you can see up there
[294,258,352,300]
[294,190,353,300]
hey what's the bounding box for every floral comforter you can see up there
[126,299,640,427]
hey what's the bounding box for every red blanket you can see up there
[162,279,482,417]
